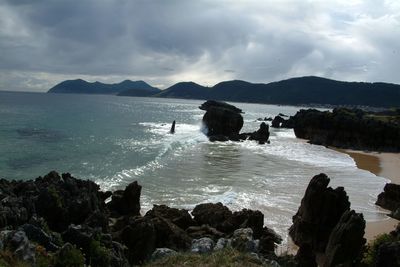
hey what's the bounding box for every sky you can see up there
[1,0,400,92]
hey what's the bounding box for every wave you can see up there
[97,122,207,191]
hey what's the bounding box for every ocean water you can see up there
[0,91,389,241]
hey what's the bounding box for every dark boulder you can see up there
[34,172,106,232]
[107,181,141,217]
[258,227,282,255]
[149,216,192,251]
[186,225,225,241]
[192,202,233,232]
[376,183,400,218]
[375,241,400,267]
[20,224,59,252]
[119,216,157,265]
[145,204,195,230]
[228,209,265,239]
[199,100,244,140]
[295,245,317,267]
[248,122,270,144]
[271,115,286,128]
[323,210,366,267]
[289,173,351,253]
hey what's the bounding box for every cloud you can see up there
[0,0,399,91]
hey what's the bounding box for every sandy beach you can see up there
[338,149,400,242]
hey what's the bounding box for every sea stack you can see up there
[170,120,176,134]
[199,100,244,141]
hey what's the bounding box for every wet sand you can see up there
[338,149,400,241]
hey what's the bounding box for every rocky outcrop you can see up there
[376,183,400,220]
[289,173,351,252]
[289,173,366,267]
[145,204,195,230]
[0,171,282,266]
[199,100,271,144]
[192,202,233,232]
[248,122,270,144]
[271,116,286,128]
[286,108,400,152]
[200,100,244,140]
[323,210,366,267]
[107,181,141,217]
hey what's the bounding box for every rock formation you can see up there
[199,100,271,144]
[271,115,286,128]
[289,173,366,266]
[284,108,400,152]
[0,171,282,266]
[376,183,400,219]
[199,100,244,140]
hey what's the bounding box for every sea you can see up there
[0,91,390,243]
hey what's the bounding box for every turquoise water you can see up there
[0,91,389,240]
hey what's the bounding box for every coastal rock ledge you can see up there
[0,171,282,266]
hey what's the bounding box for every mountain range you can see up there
[47,79,160,96]
[47,76,400,107]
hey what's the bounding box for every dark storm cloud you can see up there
[0,0,399,91]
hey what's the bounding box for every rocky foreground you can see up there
[1,171,398,266]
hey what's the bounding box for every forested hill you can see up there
[155,76,400,108]
[48,76,400,107]
[48,79,160,96]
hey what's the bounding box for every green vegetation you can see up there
[89,240,111,267]
[54,244,85,267]
[361,233,396,266]
[0,249,30,267]
[144,248,270,267]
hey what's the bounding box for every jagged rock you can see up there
[107,181,141,217]
[229,209,265,238]
[289,108,400,152]
[145,204,195,229]
[192,202,232,232]
[110,241,130,267]
[323,210,366,267]
[186,224,224,241]
[214,238,231,251]
[151,248,177,261]
[271,116,286,128]
[248,122,270,144]
[191,237,215,254]
[149,216,192,251]
[35,171,106,232]
[376,183,400,215]
[62,224,94,257]
[20,224,59,251]
[289,173,350,253]
[259,227,282,255]
[119,216,156,265]
[295,245,317,267]
[0,195,29,229]
[199,100,244,140]
[375,241,400,267]
[9,230,36,265]
[231,228,258,253]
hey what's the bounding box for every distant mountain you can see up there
[48,76,400,107]
[48,79,160,96]
[154,82,211,99]
[155,76,400,108]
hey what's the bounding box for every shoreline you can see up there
[336,148,400,241]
